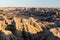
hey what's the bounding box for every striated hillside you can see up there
[0,8,60,40]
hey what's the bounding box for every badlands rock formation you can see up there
[0,8,60,40]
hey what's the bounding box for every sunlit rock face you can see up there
[0,17,6,29]
[50,28,60,38]
[13,16,23,31]
[13,17,43,34]
[0,8,60,40]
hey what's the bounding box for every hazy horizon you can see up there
[0,0,60,8]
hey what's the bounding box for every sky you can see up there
[0,0,60,7]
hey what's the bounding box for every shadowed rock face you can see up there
[0,8,60,40]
